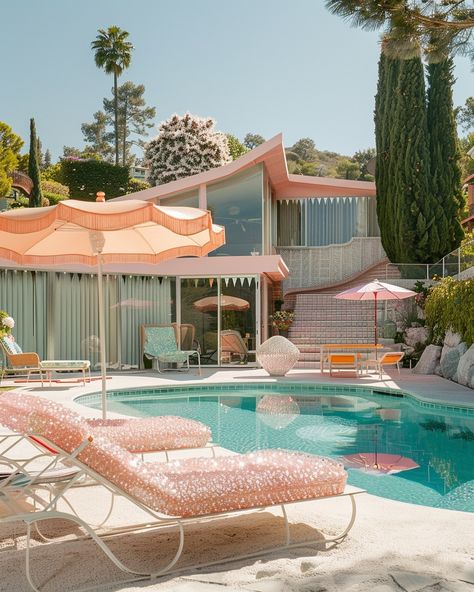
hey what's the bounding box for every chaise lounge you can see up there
[0,335,91,386]
[0,393,363,590]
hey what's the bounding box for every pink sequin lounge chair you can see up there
[0,394,364,591]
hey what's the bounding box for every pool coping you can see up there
[75,380,474,418]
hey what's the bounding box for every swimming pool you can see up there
[76,382,474,513]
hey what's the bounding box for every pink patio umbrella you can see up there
[193,295,250,313]
[334,280,416,346]
[342,452,419,475]
[0,199,225,417]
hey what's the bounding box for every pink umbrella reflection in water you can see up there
[342,452,419,475]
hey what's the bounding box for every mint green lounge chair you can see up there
[142,325,201,375]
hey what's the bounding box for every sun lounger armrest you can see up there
[8,353,41,368]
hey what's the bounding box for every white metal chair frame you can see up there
[0,431,365,592]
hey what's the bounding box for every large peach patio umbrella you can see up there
[0,199,225,417]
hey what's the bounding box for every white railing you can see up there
[277,237,386,291]
[385,239,474,282]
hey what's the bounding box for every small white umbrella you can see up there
[334,280,416,346]
[0,199,225,417]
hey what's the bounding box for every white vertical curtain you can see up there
[277,196,380,246]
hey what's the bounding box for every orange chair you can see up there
[364,352,404,379]
[328,353,359,377]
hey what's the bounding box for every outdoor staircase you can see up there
[286,260,402,369]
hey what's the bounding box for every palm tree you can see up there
[91,26,133,166]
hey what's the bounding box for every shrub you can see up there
[41,179,69,196]
[60,159,129,200]
[43,192,69,205]
[425,277,474,345]
[127,177,150,194]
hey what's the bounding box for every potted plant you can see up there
[271,310,295,338]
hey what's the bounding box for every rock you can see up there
[413,345,441,374]
[440,347,462,380]
[404,327,429,349]
[444,330,462,348]
[390,571,440,592]
[440,344,454,365]
[256,336,300,376]
[435,363,442,376]
[456,344,474,386]
[457,342,468,356]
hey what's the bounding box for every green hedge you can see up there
[60,159,129,200]
[425,277,474,345]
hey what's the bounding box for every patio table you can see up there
[319,344,386,373]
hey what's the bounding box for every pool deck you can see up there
[7,365,473,414]
[1,367,473,591]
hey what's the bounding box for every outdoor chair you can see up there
[0,335,90,386]
[0,393,364,591]
[141,325,201,374]
[220,329,248,364]
[363,351,405,379]
[328,353,359,377]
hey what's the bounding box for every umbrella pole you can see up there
[374,291,378,357]
[97,253,108,419]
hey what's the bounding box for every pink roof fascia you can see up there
[0,255,289,282]
[112,133,375,202]
[275,174,376,198]
[113,134,287,203]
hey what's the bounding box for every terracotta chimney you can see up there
[96,191,105,202]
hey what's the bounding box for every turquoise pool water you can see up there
[77,383,474,512]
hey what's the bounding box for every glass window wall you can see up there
[207,166,263,256]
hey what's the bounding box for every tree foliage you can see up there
[145,113,231,186]
[290,137,317,162]
[326,1,474,62]
[81,111,113,162]
[91,26,133,165]
[28,118,43,207]
[226,134,248,160]
[0,122,23,197]
[427,57,464,256]
[243,133,266,149]
[102,82,155,165]
[458,96,474,132]
[82,83,155,166]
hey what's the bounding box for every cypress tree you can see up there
[426,57,464,258]
[392,52,435,263]
[374,47,402,262]
[28,118,43,207]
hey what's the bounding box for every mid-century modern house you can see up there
[0,134,381,368]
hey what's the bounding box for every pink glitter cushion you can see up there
[0,394,210,453]
[86,417,211,453]
[0,394,347,518]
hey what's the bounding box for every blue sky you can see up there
[3,0,473,160]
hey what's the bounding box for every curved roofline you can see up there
[113,133,376,202]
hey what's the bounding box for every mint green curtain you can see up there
[0,270,173,368]
[0,269,48,357]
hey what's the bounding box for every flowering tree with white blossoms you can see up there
[145,113,232,185]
